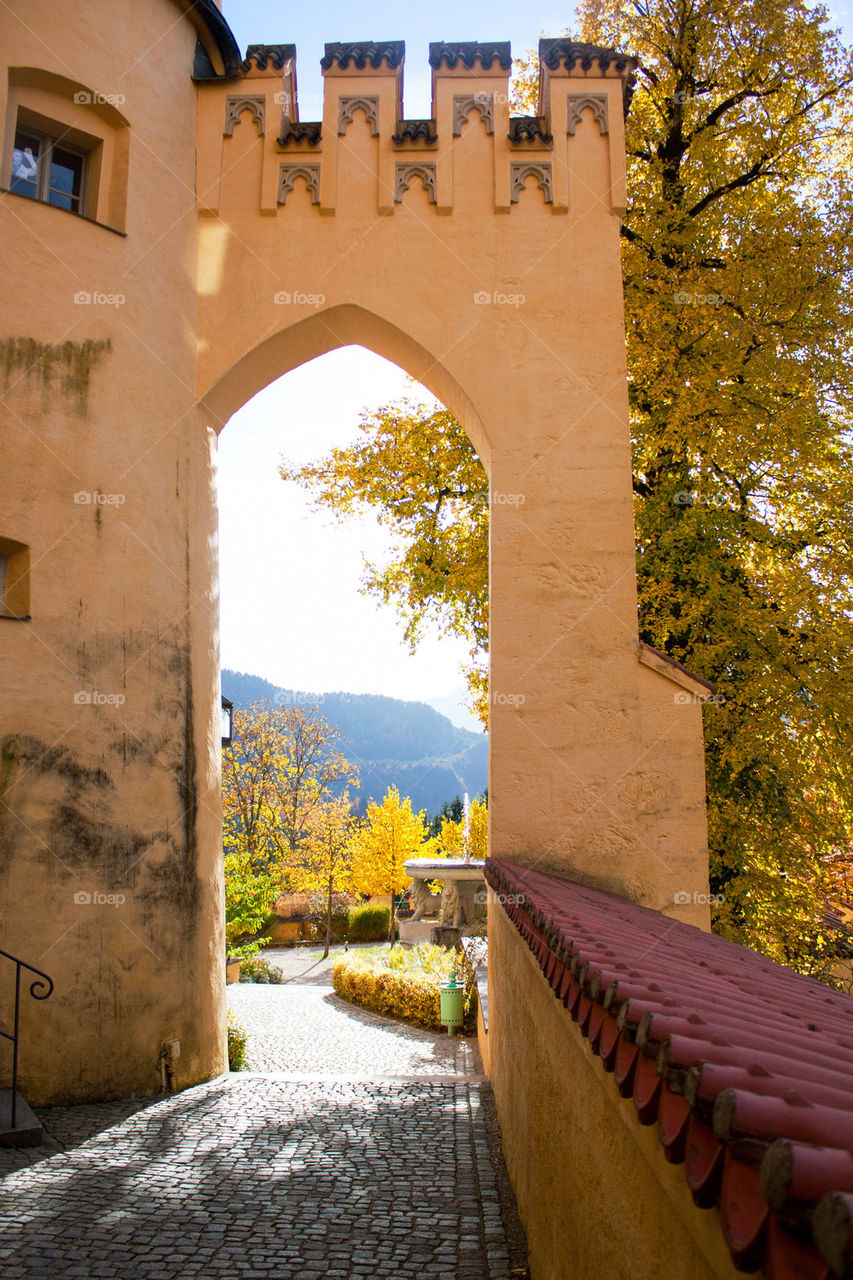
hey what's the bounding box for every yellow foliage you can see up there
[350,785,433,898]
[332,944,470,1033]
[436,796,488,861]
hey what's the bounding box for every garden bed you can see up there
[331,943,475,1034]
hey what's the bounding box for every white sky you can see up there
[218,0,853,710]
[218,350,473,704]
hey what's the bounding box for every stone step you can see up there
[0,1090,43,1147]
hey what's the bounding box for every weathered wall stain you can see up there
[0,337,111,415]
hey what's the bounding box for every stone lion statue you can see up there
[410,877,442,921]
[440,881,465,928]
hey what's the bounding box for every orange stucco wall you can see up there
[0,0,225,1101]
[487,892,755,1280]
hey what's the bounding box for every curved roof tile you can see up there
[486,857,853,1278]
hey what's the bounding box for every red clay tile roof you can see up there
[486,858,853,1279]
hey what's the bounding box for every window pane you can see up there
[10,130,40,199]
[48,146,83,213]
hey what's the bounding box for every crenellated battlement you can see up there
[196,38,636,218]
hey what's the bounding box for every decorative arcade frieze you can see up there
[197,38,635,218]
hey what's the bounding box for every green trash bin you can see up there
[440,968,465,1036]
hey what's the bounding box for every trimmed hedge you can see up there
[347,903,394,942]
[332,943,473,1033]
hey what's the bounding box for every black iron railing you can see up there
[0,947,53,1129]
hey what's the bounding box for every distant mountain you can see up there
[221,669,488,816]
[426,688,483,735]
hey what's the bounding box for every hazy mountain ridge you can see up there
[221,669,487,814]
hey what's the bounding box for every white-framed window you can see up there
[10,124,88,215]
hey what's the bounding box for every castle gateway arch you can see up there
[0,1,711,1103]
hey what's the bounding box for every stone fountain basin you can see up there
[404,859,486,881]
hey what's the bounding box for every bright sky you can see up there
[217,0,853,713]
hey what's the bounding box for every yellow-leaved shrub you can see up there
[332,944,472,1033]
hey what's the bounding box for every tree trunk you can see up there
[323,876,333,959]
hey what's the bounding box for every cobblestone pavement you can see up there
[0,948,527,1280]
[227,979,475,1076]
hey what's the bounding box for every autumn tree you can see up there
[222,702,356,870]
[223,703,357,948]
[299,793,358,957]
[223,847,278,960]
[280,403,490,722]
[564,0,853,965]
[351,786,433,943]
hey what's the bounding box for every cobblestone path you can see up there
[0,948,527,1280]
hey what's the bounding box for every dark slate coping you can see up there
[278,121,323,145]
[508,116,554,145]
[242,44,296,73]
[639,640,717,693]
[538,38,636,75]
[321,42,405,70]
[429,42,512,71]
[393,119,438,144]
